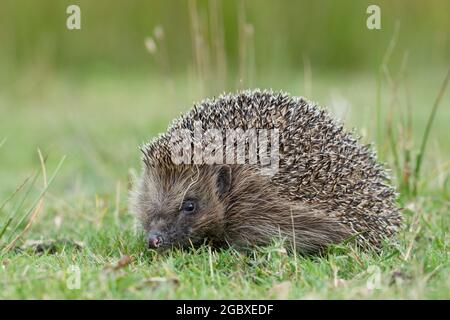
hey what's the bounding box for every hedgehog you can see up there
[130,89,402,253]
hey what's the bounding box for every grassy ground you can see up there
[0,69,449,299]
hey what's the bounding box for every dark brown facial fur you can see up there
[131,163,352,253]
[131,164,230,250]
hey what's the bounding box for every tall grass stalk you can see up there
[188,0,211,96]
[237,0,247,89]
[377,21,400,157]
[3,150,48,251]
[400,53,413,194]
[0,153,66,254]
[413,68,450,195]
[209,0,227,92]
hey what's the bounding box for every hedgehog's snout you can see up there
[147,232,164,249]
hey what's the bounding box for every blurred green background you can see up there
[1,0,449,75]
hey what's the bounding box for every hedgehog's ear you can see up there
[216,165,232,198]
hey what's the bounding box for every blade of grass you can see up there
[209,0,227,92]
[0,175,34,243]
[413,68,450,195]
[0,138,6,149]
[4,155,66,249]
[3,150,50,252]
[188,0,208,96]
[290,209,298,277]
[382,23,402,177]
[0,173,38,246]
[237,0,247,89]
[0,218,13,242]
[387,123,401,180]
[377,21,400,156]
[3,171,41,231]
[401,56,413,194]
[0,175,33,213]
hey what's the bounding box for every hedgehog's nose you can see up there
[147,233,163,249]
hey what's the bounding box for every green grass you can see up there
[0,69,449,299]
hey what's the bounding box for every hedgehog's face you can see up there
[131,164,232,251]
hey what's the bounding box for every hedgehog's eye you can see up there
[180,199,197,214]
